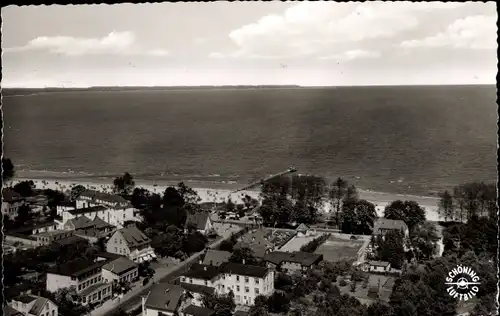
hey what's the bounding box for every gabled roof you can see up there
[13,294,37,303]
[66,215,94,230]
[28,297,51,316]
[79,190,131,208]
[220,262,269,278]
[4,305,23,316]
[183,305,215,316]
[103,257,138,275]
[296,223,310,232]
[183,263,220,280]
[91,216,115,229]
[47,258,105,277]
[9,221,57,234]
[369,261,390,267]
[373,219,408,233]
[53,235,87,246]
[145,283,184,313]
[186,212,210,230]
[263,251,323,267]
[180,282,216,295]
[117,225,150,248]
[202,249,231,266]
[2,188,21,203]
[68,205,107,216]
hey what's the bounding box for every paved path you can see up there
[90,229,242,316]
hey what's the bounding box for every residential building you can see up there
[368,261,391,273]
[106,224,156,263]
[181,305,215,316]
[143,283,186,316]
[181,263,220,288]
[61,215,94,231]
[10,221,58,236]
[373,219,409,239]
[2,188,24,219]
[24,195,49,214]
[5,305,24,316]
[235,229,294,258]
[219,262,274,306]
[202,249,231,266]
[102,257,139,283]
[9,294,58,316]
[46,258,112,306]
[295,223,314,237]
[33,230,74,246]
[263,251,323,273]
[180,283,216,307]
[185,212,213,234]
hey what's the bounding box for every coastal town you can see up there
[2,159,497,316]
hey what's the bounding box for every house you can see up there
[235,229,294,258]
[4,305,24,316]
[368,261,391,273]
[46,258,112,306]
[74,216,116,243]
[263,251,323,272]
[102,257,139,283]
[9,294,58,316]
[373,219,409,239]
[106,224,157,263]
[24,195,49,214]
[295,223,313,237]
[32,230,75,246]
[143,283,186,316]
[185,212,213,234]
[181,263,221,288]
[2,188,24,219]
[181,305,215,316]
[180,282,216,307]
[61,215,94,231]
[218,262,274,306]
[202,249,232,266]
[10,221,58,236]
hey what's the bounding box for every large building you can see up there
[180,261,274,306]
[263,251,323,273]
[2,188,24,220]
[46,258,112,306]
[9,294,58,316]
[143,283,187,316]
[106,224,157,262]
[102,257,139,283]
[373,219,409,239]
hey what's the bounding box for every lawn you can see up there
[279,233,326,252]
[337,273,397,304]
[314,235,365,262]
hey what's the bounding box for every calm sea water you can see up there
[2,85,497,196]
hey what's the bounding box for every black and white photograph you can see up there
[1,2,498,316]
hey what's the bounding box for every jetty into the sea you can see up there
[232,167,298,193]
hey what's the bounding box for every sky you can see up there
[1,2,497,87]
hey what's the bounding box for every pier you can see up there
[232,167,297,193]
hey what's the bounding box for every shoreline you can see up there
[9,176,443,221]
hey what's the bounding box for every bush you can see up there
[300,233,330,253]
[339,279,347,287]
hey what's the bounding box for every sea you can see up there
[2,85,497,197]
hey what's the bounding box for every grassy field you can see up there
[314,235,365,262]
[279,233,326,252]
[338,274,397,304]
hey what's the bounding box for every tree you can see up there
[376,230,405,269]
[13,180,35,197]
[225,198,235,213]
[384,200,425,233]
[341,199,376,235]
[202,292,235,316]
[410,222,440,260]
[438,190,454,222]
[113,172,135,196]
[229,247,260,265]
[249,295,270,316]
[268,291,290,313]
[366,301,394,316]
[15,204,34,224]
[329,177,348,226]
[452,182,497,220]
[2,157,15,182]
[70,184,86,201]
[177,182,200,205]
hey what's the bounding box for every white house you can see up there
[2,188,24,220]
[373,219,409,239]
[368,261,391,273]
[185,212,213,234]
[106,224,156,263]
[102,257,139,284]
[143,283,187,316]
[9,294,58,316]
[46,258,112,306]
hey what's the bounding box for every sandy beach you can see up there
[10,177,443,221]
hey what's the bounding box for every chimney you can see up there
[204,266,207,271]
[242,259,245,265]
[199,259,203,264]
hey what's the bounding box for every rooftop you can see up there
[264,251,323,267]
[369,261,390,267]
[91,216,115,229]
[4,305,23,316]
[183,263,220,280]
[47,258,106,278]
[66,215,94,230]
[296,223,310,232]
[117,225,150,248]
[79,281,110,297]
[79,190,131,207]
[180,282,216,295]
[103,257,138,275]
[220,262,269,278]
[33,229,72,238]
[373,219,408,233]
[53,235,87,246]
[68,205,107,216]
[13,294,37,304]
[145,283,184,313]
[202,249,232,266]
[186,212,210,230]
[183,305,215,316]
[9,221,57,234]
[28,297,51,316]
[2,188,21,203]
[236,229,294,258]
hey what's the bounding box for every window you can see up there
[236,295,240,302]
[236,286,240,292]
[244,277,249,283]
[181,277,186,282]
[245,287,249,293]
[190,279,193,284]
[78,284,82,291]
[255,279,260,284]
[236,276,240,282]
[52,311,55,316]
[255,288,259,294]
[115,247,117,252]
[205,280,208,286]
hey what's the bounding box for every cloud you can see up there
[319,50,381,61]
[400,15,497,50]
[208,52,226,59]
[4,31,169,56]
[224,2,467,59]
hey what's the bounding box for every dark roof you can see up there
[296,223,310,232]
[4,305,23,316]
[47,258,106,277]
[58,200,76,207]
[68,205,107,216]
[220,262,268,278]
[183,305,215,316]
[66,215,94,230]
[203,250,232,266]
[264,251,323,267]
[10,221,57,234]
[186,212,210,230]
[79,190,131,207]
[117,225,151,247]
[13,294,37,303]
[145,283,183,312]
[91,216,114,229]
[373,219,408,233]
[79,282,110,297]
[369,261,390,267]
[28,297,51,316]
[180,282,216,295]
[103,257,138,275]
[234,311,250,316]
[5,232,37,240]
[53,235,87,246]
[2,188,21,202]
[183,263,220,280]
[96,252,124,261]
